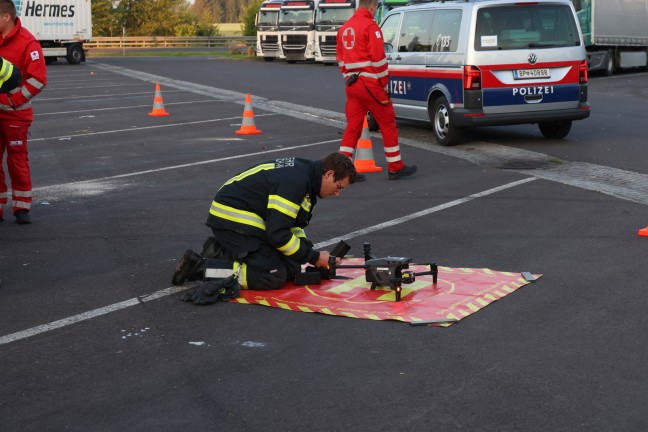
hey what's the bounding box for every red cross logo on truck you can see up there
[342,28,355,49]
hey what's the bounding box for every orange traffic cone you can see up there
[639,227,648,237]
[148,83,170,117]
[235,93,262,135]
[354,117,382,173]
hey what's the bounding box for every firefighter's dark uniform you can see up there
[204,157,323,290]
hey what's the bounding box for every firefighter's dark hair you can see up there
[322,153,357,184]
[0,0,17,18]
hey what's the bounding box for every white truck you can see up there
[314,0,357,64]
[256,0,283,61]
[13,0,92,65]
[573,0,648,75]
[279,0,319,63]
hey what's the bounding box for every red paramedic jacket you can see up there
[0,17,47,122]
[336,8,389,98]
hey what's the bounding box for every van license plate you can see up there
[514,68,550,79]
[513,69,551,79]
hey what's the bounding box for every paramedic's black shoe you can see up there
[201,236,225,259]
[388,165,417,180]
[183,275,241,305]
[172,249,204,286]
[14,210,31,225]
[355,174,366,182]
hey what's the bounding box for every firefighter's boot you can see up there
[201,236,226,259]
[172,249,205,286]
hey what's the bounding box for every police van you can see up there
[373,0,590,146]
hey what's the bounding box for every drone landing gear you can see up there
[333,242,439,302]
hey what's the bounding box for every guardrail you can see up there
[85,36,256,49]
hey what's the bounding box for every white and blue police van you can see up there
[373,0,590,146]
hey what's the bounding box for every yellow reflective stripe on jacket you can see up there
[220,163,275,189]
[267,194,299,219]
[0,59,13,86]
[234,261,248,289]
[290,227,306,238]
[209,201,265,230]
[300,196,311,212]
[278,234,300,256]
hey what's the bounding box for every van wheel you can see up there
[366,112,379,132]
[539,121,572,139]
[263,57,274,62]
[431,96,462,146]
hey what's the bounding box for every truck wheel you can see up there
[430,96,462,146]
[366,112,379,132]
[67,45,84,65]
[45,57,56,65]
[604,53,615,76]
[539,121,572,139]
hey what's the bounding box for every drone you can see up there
[295,241,438,302]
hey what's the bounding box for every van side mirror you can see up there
[384,42,393,53]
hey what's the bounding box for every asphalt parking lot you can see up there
[1,58,647,431]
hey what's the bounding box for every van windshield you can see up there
[474,4,581,50]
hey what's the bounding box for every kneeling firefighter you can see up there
[173,153,358,305]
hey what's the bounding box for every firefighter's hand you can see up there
[315,251,331,268]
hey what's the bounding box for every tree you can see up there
[241,0,263,36]
[91,0,116,36]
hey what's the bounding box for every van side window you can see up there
[398,10,434,52]
[380,13,401,54]
[430,9,462,52]
[475,4,580,50]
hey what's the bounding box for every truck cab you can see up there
[314,0,357,64]
[256,0,284,61]
[279,0,319,63]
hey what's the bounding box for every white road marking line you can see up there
[35,100,223,116]
[33,138,341,195]
[0,177,535,346]
[28,114,276,142]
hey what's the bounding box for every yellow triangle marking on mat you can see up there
[476,298,489,306]
[321,308,335,315]
[342,312,358,318]
[276,302,291,310]
[365,314,380,320]
[258,299,270,306]
[467,302,480,312]
[298,306,313,313]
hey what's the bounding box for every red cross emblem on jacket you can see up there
[342,27,355,49]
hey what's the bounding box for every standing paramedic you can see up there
[0,0,47,224]
[172,153,358,305]
[336,0,416,180]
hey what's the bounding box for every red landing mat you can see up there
[232,259,541,326]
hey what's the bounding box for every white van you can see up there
[373,0,590,146]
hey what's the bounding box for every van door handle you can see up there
[386,55,392,61]
[395,55,402,61]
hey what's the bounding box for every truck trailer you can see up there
[573,0,648,75]
[14,0,92,65]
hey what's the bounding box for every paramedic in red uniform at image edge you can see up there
[0,0,47,224]
[336,0,416,180]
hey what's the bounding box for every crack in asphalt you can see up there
[90,61,648,207]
